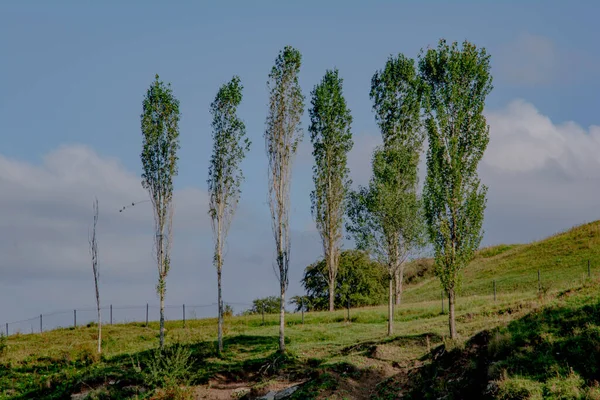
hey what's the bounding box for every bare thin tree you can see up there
[265,46,305,353]
[88,197,101,354]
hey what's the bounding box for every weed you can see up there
[138,344,194,388]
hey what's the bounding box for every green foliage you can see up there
[297,250,387,311]
[419,39,492,293]
[346,144,425,269]
[208,75,250,241]
[370,53,422,147]
[244,296,281,315]
[136,344,193,388]
[309,68,354,310]
[347,53,424,273]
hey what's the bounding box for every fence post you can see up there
[5,322,8,336]
[588,260,591,278]
[441,291,445,314]
[347,297,350,321]
[74,309,77,328]
[538,269,541,292]
[40,314,42,333]
[493,280,497,302]
[146,303,149,327]
[261,304,265,325]
[301,298,304,325]
[110,304,113,325]
[183,304,186,328]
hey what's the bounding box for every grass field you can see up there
[2,221,600,399]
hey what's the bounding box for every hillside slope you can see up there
[403,221,600,303]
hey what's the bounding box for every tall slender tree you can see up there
[265,46,305,353]
[419,39,493,339]
[208,76,251,355]
[370,54,423,306]
[88,197,101,354]
[140,74,181,349]
[309,68,353,312]
[347,54,424,336]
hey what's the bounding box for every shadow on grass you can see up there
[2,334,303,400]
[382,293,600,399]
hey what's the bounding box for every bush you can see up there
[243,296,281,315]
[297,249,388,311]
[135,344,193,389]
[223,304,234,317]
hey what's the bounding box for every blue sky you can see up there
[1,1,600,328]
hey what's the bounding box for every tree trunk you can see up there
[279,278,286,353]
[395,264,404,306]
[388,276,393,336]
[328,278,335,312]
[159,286,165,349]
[217,267,223,355]
[448,288,457,339]
[97,307,101,354]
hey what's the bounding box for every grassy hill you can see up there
[2,221,600,399]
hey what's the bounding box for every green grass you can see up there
[2,221,600,399]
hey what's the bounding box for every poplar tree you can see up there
[370,54,423,306]
[419,39,493,339]
[140,74,180,349]
[208,76,250,355]
[309,68,353,312]
[347,54,424,336]
[265,46,305,352]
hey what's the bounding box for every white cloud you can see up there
[480,99,600,245]
[484,99,600,178]
[0,145,321,326]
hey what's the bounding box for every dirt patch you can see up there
[194,379,304,399]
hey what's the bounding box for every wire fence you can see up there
[2,301,254,337]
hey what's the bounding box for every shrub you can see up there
[297,249,388,311]
[223,304,234,317]
[136,344,193,389]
